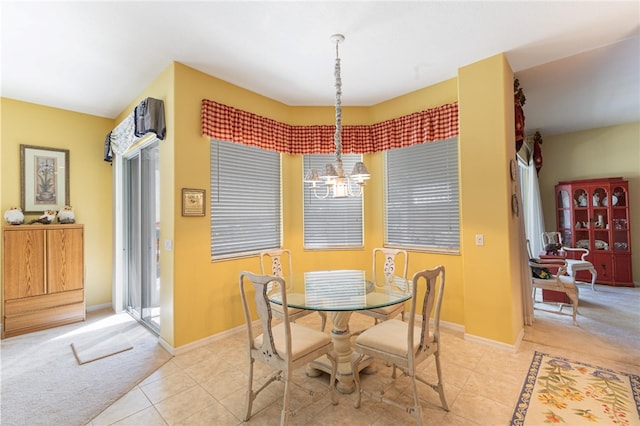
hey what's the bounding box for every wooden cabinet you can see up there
[555,177,633,287]
[2,224,85,338]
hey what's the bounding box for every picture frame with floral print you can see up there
[20,145,70,214]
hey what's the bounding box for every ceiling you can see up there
[1,1,639,137]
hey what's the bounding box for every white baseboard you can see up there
[423,316,522,352]
[464,328,524,353]
[158,337,176,356]
[167,321,251,356]
[440,319,465,333]
[86,303,113,313]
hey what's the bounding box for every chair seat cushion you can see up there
[355,319,432,358]
[254,323,331,360]
[565,260,594,270]
[532,275,577,295]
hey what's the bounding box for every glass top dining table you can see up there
[267,269,412,394]
[268,269,412,312]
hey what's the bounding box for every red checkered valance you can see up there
[201,99,458,154]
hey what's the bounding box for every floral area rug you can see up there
[511,351,640,425]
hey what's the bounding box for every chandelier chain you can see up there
[334,42,342,160]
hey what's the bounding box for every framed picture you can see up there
[20,145,70,214]
[182,188,205,216]
[511,193,519,217]
[509,159,517,181]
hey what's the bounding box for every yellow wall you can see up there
[458,54,524,343]
[0,98,115,310]
[537,122,640,282]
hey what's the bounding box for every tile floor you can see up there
[88,310,639,426]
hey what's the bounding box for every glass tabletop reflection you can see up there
[268,269,411,311]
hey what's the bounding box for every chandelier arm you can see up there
[345,176,365,197]
[312,185,331,200]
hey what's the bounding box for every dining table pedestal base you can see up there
[306,311,373,394]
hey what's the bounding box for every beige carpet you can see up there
[1,308,172,426]
[511,351,640,425]
[525,284,640,367]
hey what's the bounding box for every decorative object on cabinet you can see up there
[577,191,587,207]
[2,224,85,338]
[20,145,70,214]
[181,188,205,217]
[4,207,24,225]
[555,177,632,287]
[57,205,75,224]
[27,210,57,224]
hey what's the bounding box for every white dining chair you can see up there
[260,249,327,331]
[541,232,597,291]
[359,248,409,324]
[239,271,337,425]
[352,266,449,425]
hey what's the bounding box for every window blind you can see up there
[385,137,460,251]
[210,140,281,258]
[303,154,364,249]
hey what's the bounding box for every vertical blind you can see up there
[385,138,460,251]
[303,154,364,249]
[210,140,281,258]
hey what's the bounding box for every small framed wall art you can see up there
[511,193,519,217]
[182,188,205,217]
[20,145,70,214]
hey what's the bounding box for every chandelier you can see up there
[304,34,370,199]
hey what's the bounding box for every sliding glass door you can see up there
[123,141,160,333]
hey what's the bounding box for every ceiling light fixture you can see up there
[304,34,370,199]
